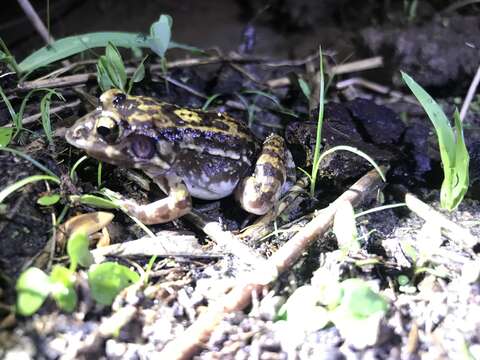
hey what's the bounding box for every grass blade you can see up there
[18,32,202,73]
[0,175,60,203]
[401,72,455,170]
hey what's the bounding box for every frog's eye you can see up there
[131,135,155,159]
[112,93,126,107]
[96,116,120,144]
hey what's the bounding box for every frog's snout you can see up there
[65,112,97,148]
[65,122,87,147]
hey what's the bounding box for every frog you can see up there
[66,89,295,224]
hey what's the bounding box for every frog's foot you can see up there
[235,134,288,215]
[119,175,191,224]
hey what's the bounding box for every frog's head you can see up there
[65,90,173,171]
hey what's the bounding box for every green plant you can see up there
[96,42,148,93]
[402,71,469,211]
[148,15,172,61]
[240,89,298,127]
[97,42,128,92]
[0,128,13,147]
[16,231,140,315]
[280,277,389,349]
[37,193,61,206]
[0,86,63,144]
[18,25,202,75]
[0,38,20,73]
[309,46,326,196]
[0,174,60,203]
[304,47,385,196]
[403,0,418,22]
[88,262,140,305]
[40,90,65,144]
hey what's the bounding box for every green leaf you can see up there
[340,279,388,319]
[16,267,51,316]
[88,262,140,305]
[402,72,470,210]
[49,265,77,312]
[329,279,389,348]
[37,193,61,206]
[105,42,127,90]
[446,109,469,210]
[202,93,223,110]
[19,32,145,73]
[0,85,18,128]
[127,55,147,94]
[0,175,60,203]
[0,147,58,177]
[96,58,113,92]
[148,15,173,58]
[18,32,202,74]
[397,275,410,286]
[401,72,454,173]
[71,194,119,209]
[310,46,325,196]
[298,78,311,100]
[130,61,145,83]
[0,128,13,147]
[67,231,94,271]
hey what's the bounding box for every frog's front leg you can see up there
[235,134,288,215]
[119,174,191,224]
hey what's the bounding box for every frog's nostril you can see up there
[66,126,85,142]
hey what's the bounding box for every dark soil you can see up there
[1,1,479,359]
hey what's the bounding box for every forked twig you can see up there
[159,166,385,359]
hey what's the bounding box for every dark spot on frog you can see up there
[261,148,284,162]
[246,190,275,209]
[211,119,230,131]
[112,93,127,107]
[258,163,285,183]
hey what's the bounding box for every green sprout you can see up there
[40,90,65,145]
[0,37,20,73]
[97,42,128,92]
[280,278,389,349]
[96,42,147,93]
[402,71,469,211]
[0,86,63,145]
[16,231,140,315]
[306,47,385,197]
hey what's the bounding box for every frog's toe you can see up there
[235,177,281,215]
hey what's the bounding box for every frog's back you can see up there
[122,95,259,161]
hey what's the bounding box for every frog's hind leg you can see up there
[119,174,191,224]
[235,134,288,215]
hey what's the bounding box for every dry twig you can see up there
[159,166,385,359]
[336,77,418,103]
[460,63,480,121]
[17,0,52,44]
[405,193,477,248]
[91,231,222,263]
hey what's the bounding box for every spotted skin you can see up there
[235,134,288,215]
[66,89,295,224]
[119,174,191,224]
